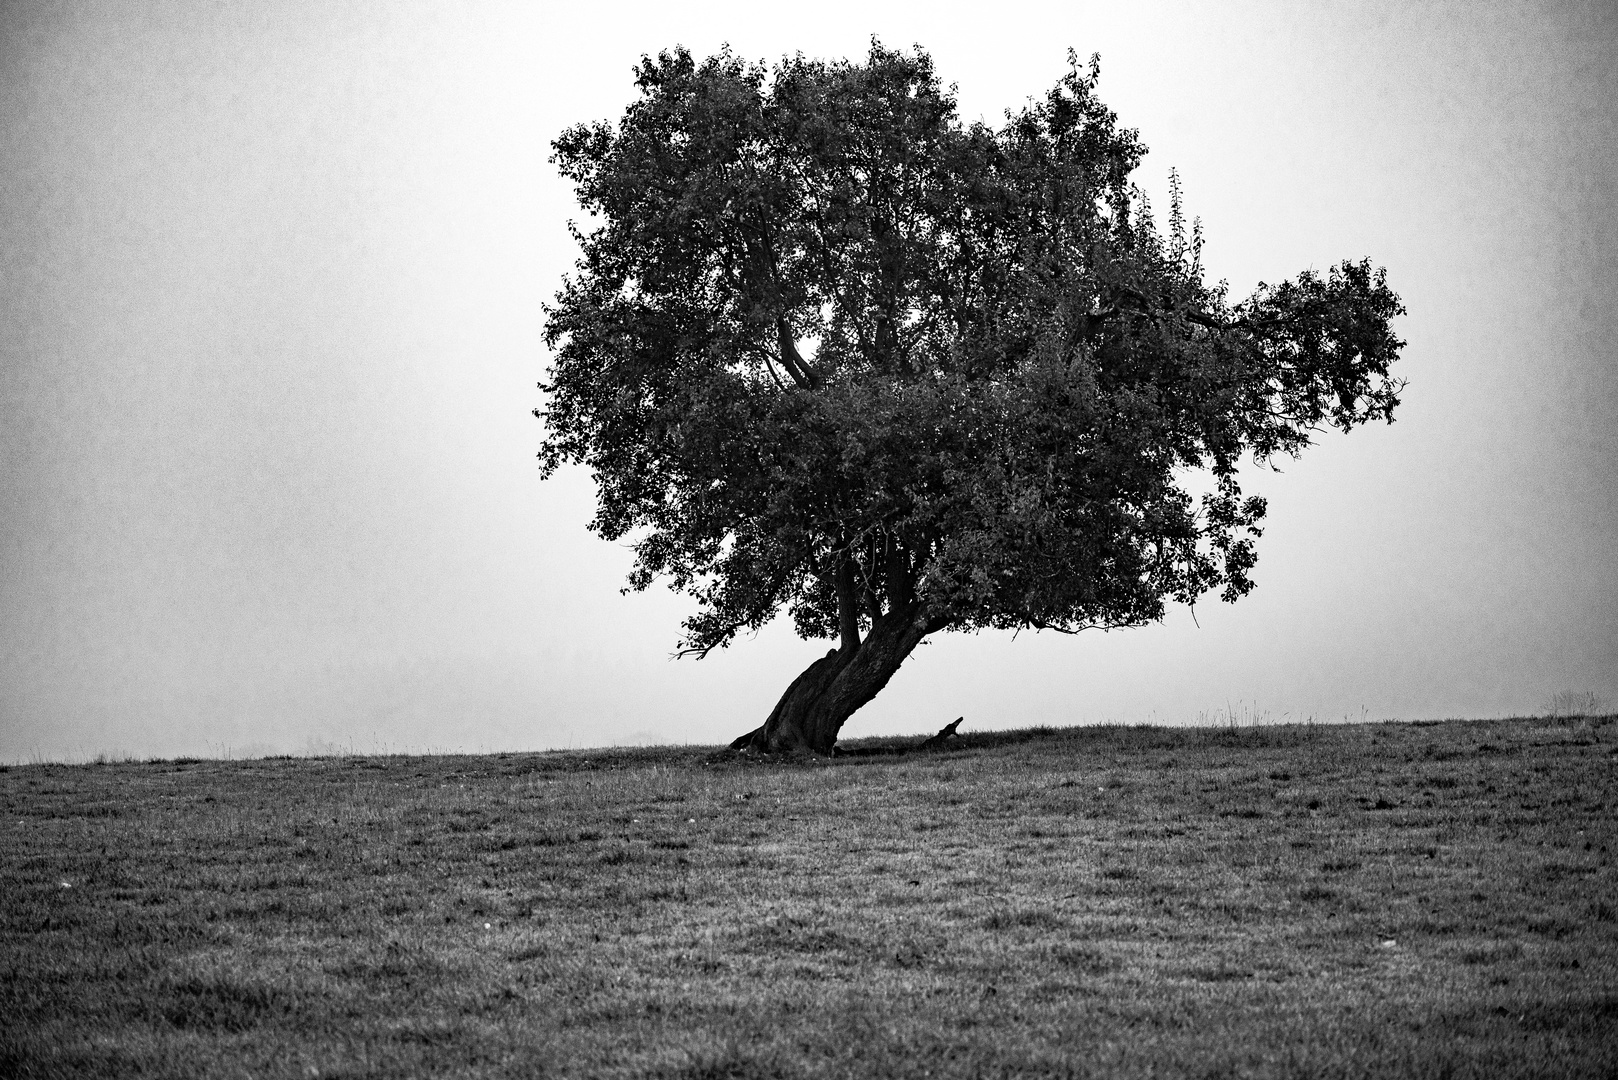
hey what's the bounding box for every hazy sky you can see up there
[3,0,1614,760]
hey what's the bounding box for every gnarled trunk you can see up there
[730,602,939,755]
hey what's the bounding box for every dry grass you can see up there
[3,716,1616,1078]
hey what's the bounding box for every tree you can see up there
[539,44,1405,754]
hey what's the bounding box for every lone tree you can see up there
[540,44,1404,754]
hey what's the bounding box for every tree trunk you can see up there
[730,603,939,755]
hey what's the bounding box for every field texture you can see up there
[3,717,1616,1078]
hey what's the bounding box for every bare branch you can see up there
[914,716,963,751]
[835,555,862,652]
[759,347,789,392]
[776,318,818,388]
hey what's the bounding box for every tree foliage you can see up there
[539,43,1403,747]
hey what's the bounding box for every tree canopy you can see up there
[540,43,1405,753]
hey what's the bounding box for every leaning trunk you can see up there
[731,603,938,755]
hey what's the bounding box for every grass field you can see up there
[3,716,1616,1078]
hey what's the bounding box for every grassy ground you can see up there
[2,716,1616,1079]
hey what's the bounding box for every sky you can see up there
[2,0,1614,761]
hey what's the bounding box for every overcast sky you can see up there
[2,0,1614,760]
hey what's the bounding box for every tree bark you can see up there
[730,602,941,755]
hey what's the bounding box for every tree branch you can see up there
[776,318,818,388]
[914,716,963,751]
[1028,615,1142,635]
[757,346,789,391]
[884,540,914,610]
[836,555,862,653]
